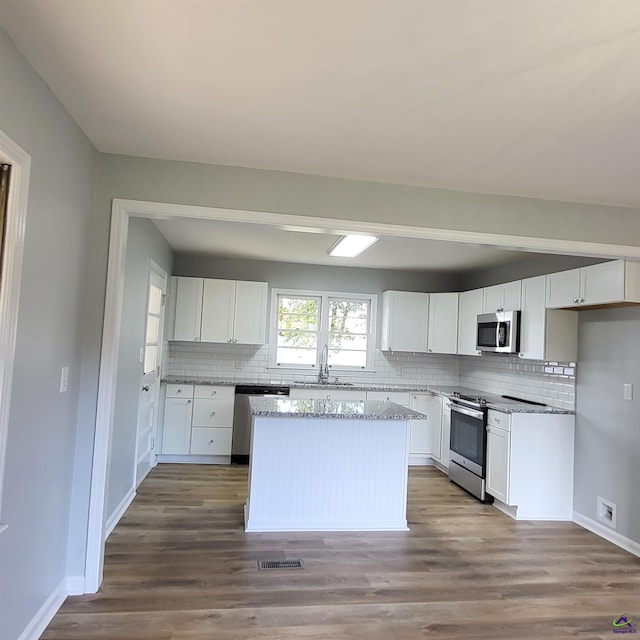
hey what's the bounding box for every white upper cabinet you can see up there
[457,288,483,356]
[173,277,268,344]
[173,277,204,342]
[482,280,522,313]
[201,279,268,344]
[519,275,578,362]
[546,260,640,309]
[380,291,429,352]
[427,292,458,354]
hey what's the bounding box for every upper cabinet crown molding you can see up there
[546,260,640,309]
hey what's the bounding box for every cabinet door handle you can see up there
[494,416,501,424]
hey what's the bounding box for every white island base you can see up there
[245,414,411,532]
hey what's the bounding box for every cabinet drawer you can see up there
[487,410,510,431]
[190,427,232,455]
[367,391,410,405]
[194,385,235,401]
[192,398,234,427]
[165,384,194,399]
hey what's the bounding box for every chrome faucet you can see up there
[318,343,330,384]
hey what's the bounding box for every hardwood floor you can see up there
[43,465,640,639]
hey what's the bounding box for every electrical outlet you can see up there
[623,383,633,401]
[60,366,69,393]
[597,496,617,529]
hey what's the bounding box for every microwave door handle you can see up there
[496,321,502,348]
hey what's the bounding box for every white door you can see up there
[135,264,167,486]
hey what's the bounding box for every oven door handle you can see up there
[451,403,485,420]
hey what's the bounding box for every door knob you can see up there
[141,385,150,392]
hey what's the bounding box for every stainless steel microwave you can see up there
[476,311,520,353]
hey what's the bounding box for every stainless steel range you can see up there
[448,393,493,503]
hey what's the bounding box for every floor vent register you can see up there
[257,559,304,570]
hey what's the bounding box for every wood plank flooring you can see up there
[43,465,640,639]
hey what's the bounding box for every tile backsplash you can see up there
[164,343,576,410]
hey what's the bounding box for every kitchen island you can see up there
[244,397,424,532]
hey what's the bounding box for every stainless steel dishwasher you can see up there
[232,385,290,464]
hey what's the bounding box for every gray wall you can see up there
[175,254,460,345]
[174,254,462,292]
[107,219,174,520]
[0,29,97,640]
[72,153,640,582]
[574,307,640,544]
[461,254,607,290]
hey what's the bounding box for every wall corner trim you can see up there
[16,578,66,640]
[573,511,640,559]
[66,575,86,597]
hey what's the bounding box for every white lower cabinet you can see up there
[190,427,234,455]
[440,398,451,468]
[161,384,234,459]
[162,396,193,454]
[486,418,510,504]
[485,409,575,520]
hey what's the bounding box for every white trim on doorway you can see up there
[0,130,31,533]
[84,197,640,592]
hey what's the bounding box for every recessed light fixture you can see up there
[327,235,379,258]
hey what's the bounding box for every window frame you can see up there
[269,288,377,373]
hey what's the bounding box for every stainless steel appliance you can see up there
[232,385,290,464]
[449,393,492,503]
[476,310,520,354]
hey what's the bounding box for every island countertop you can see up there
[249,397,425,420]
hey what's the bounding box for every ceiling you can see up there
[152,217,528,271]
[2,1,639,269]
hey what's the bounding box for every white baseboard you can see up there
[408,455,434,466]
[105,486,136,539]
[17,578,67,640]
[156,454,230,464]
[573,511,640,558]
[66,575,85,596]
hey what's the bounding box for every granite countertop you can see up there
[161,377,573,415]
[249,397,425,420]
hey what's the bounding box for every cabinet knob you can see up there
[209,411,216,417]
[428,348,432,352]
[227,338,232,343]
[233,338,238,343]
[176,389,181,393]
[187,399,191,404]
[211,390,217,396]
[495,416,500,423]
[141,385,150,392]
[194,337,199,342]
[209,439,214,444]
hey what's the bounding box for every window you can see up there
[271,289,376,371]
[143,266,166,374]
